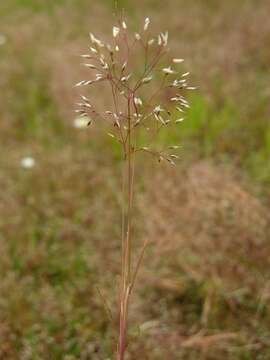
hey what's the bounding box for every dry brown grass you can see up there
[128,160,270,358]
[146,0,270,98]
[141,160,269,282]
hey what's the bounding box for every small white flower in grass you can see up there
[113,26,120,38]
[135,33,141,40]
[122,21,127,29]
[148,38,155,45]
[173,58,184,63]
[0,34,7,46]
[134,97,143,106]
[73,116,91,129]
[144,17,150,31]
[162,66,175,75]
[21,157,35,169]
[115,45,119,52]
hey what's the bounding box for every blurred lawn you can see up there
[0,0,270,359]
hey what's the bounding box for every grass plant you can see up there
[75,16,195,359]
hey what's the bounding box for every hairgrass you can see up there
[75,15,196,359]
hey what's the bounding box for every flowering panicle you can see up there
[75,17,195,163]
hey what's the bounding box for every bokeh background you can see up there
[0,0,270,359]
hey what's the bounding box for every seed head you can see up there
[173,58,184,63]
[89,33,104,47]
[75,17,195,164]
[160,31,168,46]
[182,72,190,77]
[162,66,175,75]
[144,17,150,31]
[134,97,143,106]
[142,76,153,84]
[90,47,98,53]
[175,118,185,123]
[113,26,120,38]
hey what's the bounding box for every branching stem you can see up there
[118,95,135,360]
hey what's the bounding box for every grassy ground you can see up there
[0,0,270,359]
